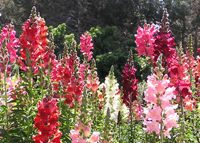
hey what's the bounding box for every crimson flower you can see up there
[153,9,176,68]
[121,51,138,106]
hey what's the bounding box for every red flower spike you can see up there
[51,49,84,105]
[33,98,62,143]
[18,7,49,73]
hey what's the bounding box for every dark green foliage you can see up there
[89,26,120,58]
[48,23,75,56]
[89,26,151,83]
[0,70,40,143]
[96,49,152,84]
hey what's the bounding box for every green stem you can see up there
[26,69,33,142]
[118,123,121,143]
[145,132,148,143]
[59,93,62,114]
[92,91,97,127]
[160,118,164,143]
[4,63,9,140]
[180,95,185,142]
[41,86,44,100]
[129,100,134,143]
[74,100,77,123]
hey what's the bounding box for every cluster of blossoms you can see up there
[17,6,50,73]
[99,66,128,122]
[51,32,95,106]
[51,42,85,105]
[135,24,156,60]
[0,24,19,76]
[169,54,191,98]
[86,60,99,93]
[121,50,138,107]
[0,23,20,107]
[135,8,196,113]
[168,46,196,111]
[135,9,176,69]
[70,121,100,143]
[80,32,94,61]
[144,72,179,138]
[152,9,176,67]
[33,97,62,143]
[195,56,200,98]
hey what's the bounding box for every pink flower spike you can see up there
[135,24,156,60]
[80,32,94,61]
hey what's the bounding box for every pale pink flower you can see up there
[163,87,176,100]
[88,132,100,143]
[155,80,169,94]
[70,130,80,140]
[144,80,157,104]
[159,99,172,109]
[165,107,176,117]
[72,139,87,143]
[70,121,100,143]
[144,120,160,134]
[78,122,85,131]
[164,114,179,130]
[164,129,171,138]
[84,126,91,138]
[144,90,157,104]
[146,105,162,121]
[75,124,80,133]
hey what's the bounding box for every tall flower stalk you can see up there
[121,50,138,142]
[70,88,100,143]
[143,55,179,142]
[0,23,19,140]
[99,66,128,122]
